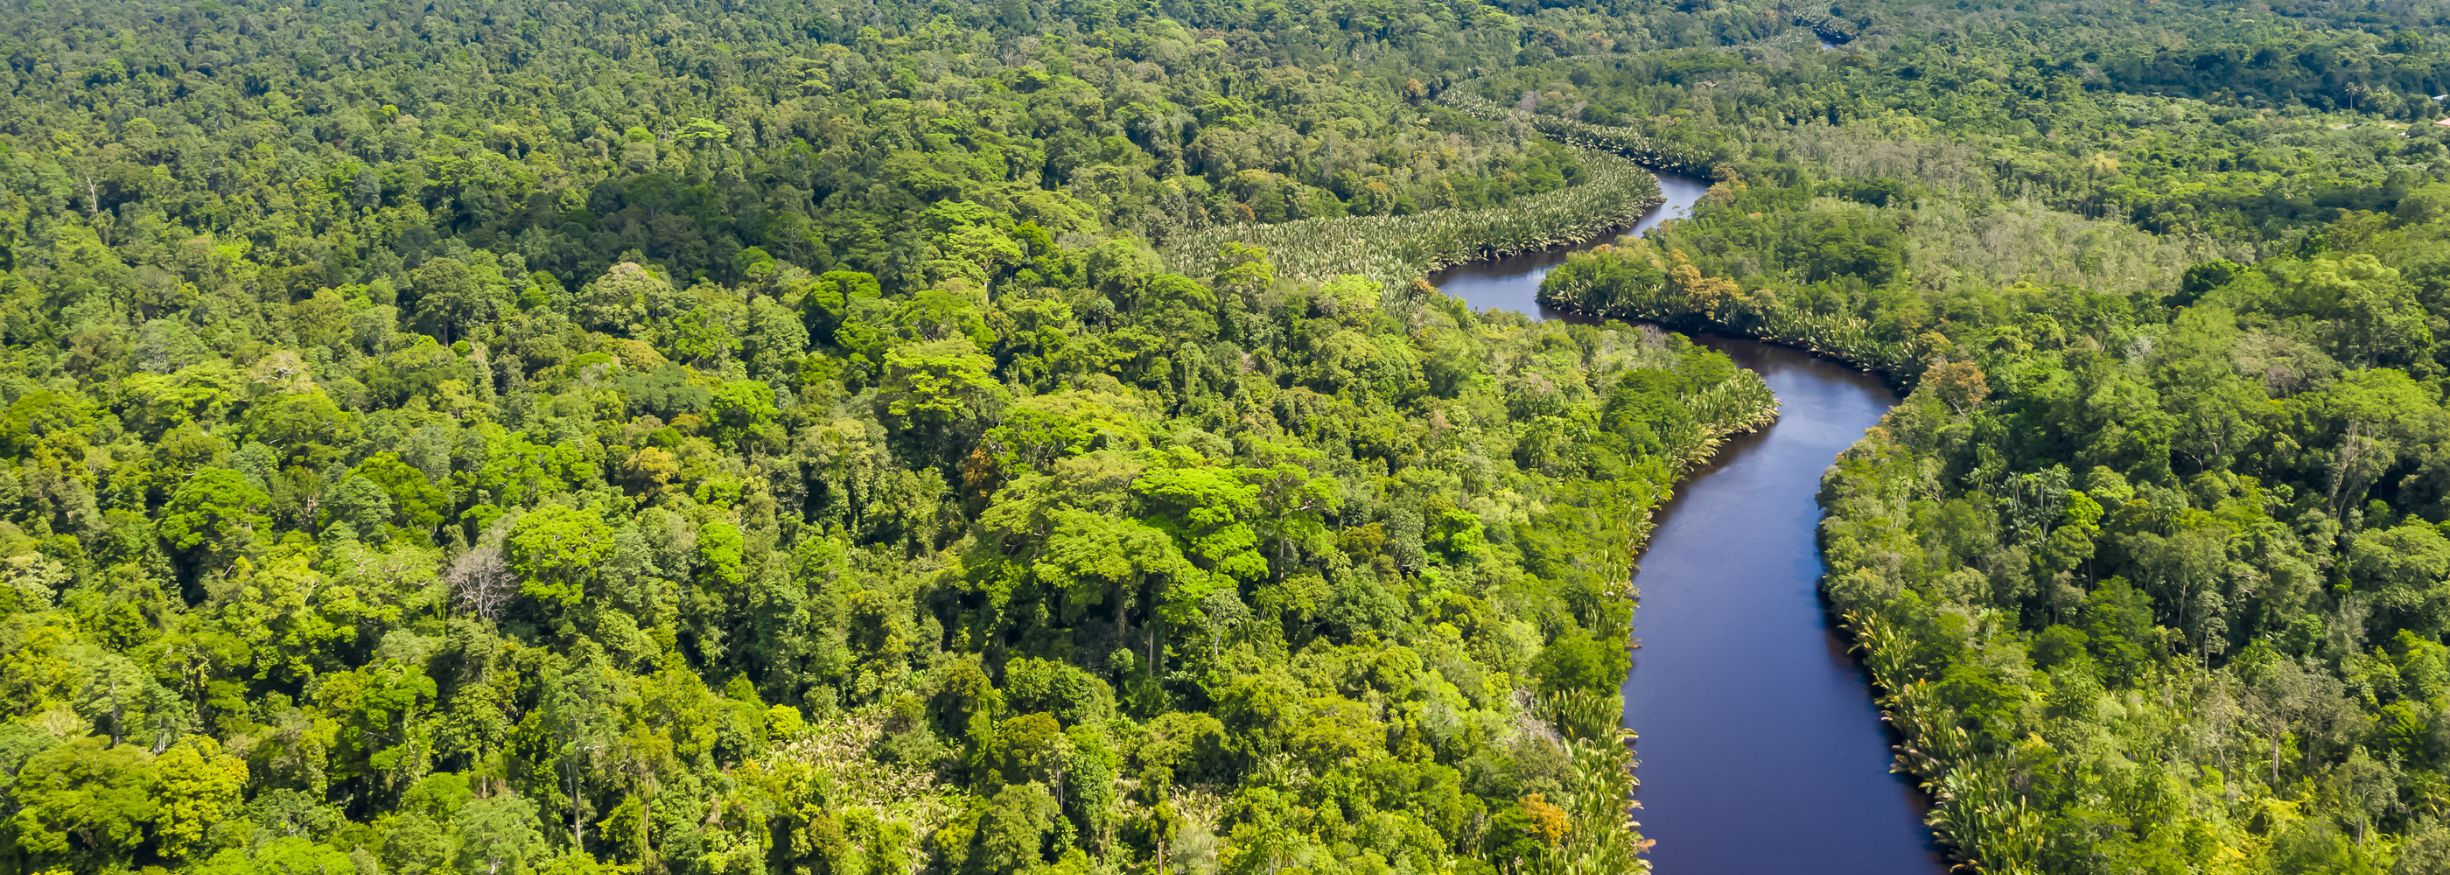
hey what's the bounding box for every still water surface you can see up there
[1430,174,1947,873]
[1430,173,1711,322]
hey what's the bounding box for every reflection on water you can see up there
[1428,173,1710,319]
[1621,333,1941,874]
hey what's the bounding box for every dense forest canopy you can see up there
[0,1,1796,873]
[1521,1,2450,872]
[7,0,2450,872]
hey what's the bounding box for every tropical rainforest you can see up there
[2,0,2449,874]
[1532,3,2450,874]
[0,1,1786,873]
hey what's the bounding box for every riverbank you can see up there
[1615,333,1942,874]
[1431,173,1947,873]
[1538,250,1931,388]
[1529,242,2023,870]
[1163,149,1664,290]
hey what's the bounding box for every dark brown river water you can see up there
[1430,174,1947,873]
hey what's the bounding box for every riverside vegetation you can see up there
[1531,1,2450,872]
[8,0,2450,873]
[0,1,1792,873]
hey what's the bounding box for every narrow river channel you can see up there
[1429,174,1947,873]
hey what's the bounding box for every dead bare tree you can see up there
[448,519,516,623]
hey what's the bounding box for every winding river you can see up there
[1430,175,1946,873]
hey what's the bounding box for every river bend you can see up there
[1429,174,1946,873]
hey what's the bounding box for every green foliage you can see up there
[25,0,2449,870]
[0,5,1804,873]
[1506,7,2450,866]
[9,737,157,868]
[159,467,270,569]
[506,503,616,610]
[1168,152,1665,290]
